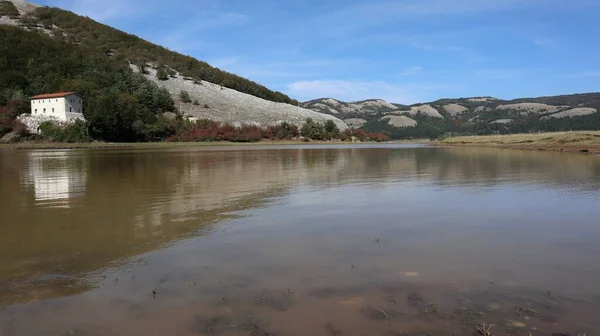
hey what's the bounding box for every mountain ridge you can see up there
[303,93,600,139]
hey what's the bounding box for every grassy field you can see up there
[441,131,600,154]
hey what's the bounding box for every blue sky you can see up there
[37,0,600,104]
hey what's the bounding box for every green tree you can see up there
[324,120,340,139]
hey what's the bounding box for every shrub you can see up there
[263,122,299,140]
[193,100,200,106]
[156,68,169,81]
[39,120,91,143]
[179,90,192,103]
[301,118,327,140]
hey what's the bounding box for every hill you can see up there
[0,0,346,142]
[303,93,600,139]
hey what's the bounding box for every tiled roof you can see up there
[31,92,78,99]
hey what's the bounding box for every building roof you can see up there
[30,92,79,99]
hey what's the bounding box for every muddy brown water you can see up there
[1,144,600,336]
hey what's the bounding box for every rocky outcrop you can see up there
[399,104,444,118]
[380,115,417,127]
[137,66,348,130]
[543,107,597,119]
[344,118,367,129]
[17,114,85,133]
[443,104,468,116]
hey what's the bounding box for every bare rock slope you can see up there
[139,67,348,130]
[0,0,38,26]
[8,0,38,13]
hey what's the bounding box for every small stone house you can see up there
[30,92,84,121]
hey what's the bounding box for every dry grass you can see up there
[442,131,600,154]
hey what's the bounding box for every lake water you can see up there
[1,144,600,336]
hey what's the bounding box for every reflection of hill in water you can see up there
[0,146,599,304]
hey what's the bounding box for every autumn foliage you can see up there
[167,118,387,143]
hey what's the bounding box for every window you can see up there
[56,99,58,102]
[52,108,54,113]
[69,107,72,112]
[34,109,37,114]
[43,108,46,113]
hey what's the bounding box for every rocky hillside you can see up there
[304,93,600,139]
[0,0,347,134]
[138,66,346,130]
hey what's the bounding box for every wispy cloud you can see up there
[57,0,152,21]
[562,71,600,78]
[318,0,536,37]
[286,80,457,104]
[398,66,424,76]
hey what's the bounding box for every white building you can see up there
[30,92,84,121]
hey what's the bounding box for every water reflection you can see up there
[23,151,87,208]
[0,145,599,335]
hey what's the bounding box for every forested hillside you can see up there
[0,25,176,141]
[22,6,298,105]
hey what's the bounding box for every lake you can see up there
[1,144,599,336]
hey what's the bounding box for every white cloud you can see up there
[286,80,454,104]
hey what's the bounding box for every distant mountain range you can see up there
[303,94,600,138]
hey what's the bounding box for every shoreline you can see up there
[0,140,427,150]
[440,131,600,155]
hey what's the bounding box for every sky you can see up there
[37,0,600,104]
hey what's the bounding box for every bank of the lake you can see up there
[0,140,387,150]
[441,131,600,154]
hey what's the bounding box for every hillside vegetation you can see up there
[1,1,350,143]
[304,94,600,140]
[0,25,175,141]
[25,6,298,105]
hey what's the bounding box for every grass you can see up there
[441,131,600,154]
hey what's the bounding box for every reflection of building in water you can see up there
[24,151,87,207]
